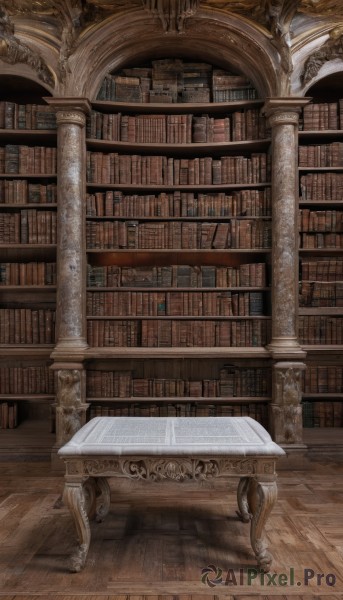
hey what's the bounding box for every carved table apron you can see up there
[58,416,285,573]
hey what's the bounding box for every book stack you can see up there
[0,402,18,428]
[0,262,56,285]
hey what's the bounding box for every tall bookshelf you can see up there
[0,76,57,436]
[298,73,343,430]
[84,59,273,426]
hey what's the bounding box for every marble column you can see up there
[263,98,309,444]
[45,98,91,457]
[46,98,91,361]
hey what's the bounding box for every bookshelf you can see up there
[298,74,343,430]
[0,77,57,434]
[84,59,273,426]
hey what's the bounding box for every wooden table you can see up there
[58,416,285,572]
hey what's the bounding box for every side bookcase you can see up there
[84,59,273,427]
[298,78,343,430]
[0,77,57,438]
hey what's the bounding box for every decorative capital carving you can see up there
[263,98,311,128]
[302,27,343,85]
[0,7,54,87]
[56,109,87,127]
[142,0,200,33]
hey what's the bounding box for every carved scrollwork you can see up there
[84,459,120,475]
[302,27,343,85]
[142,0,200,33]
[56,369,85,444]
[220,458,258,474]
[120,458,220,481]
[0,7,54,86]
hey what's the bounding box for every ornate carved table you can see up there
[58,416,285,572]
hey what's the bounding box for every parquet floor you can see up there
[0,455,342,599]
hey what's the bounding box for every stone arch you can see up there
[0,68,54,99]
[69,9,280,100]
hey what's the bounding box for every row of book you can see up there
[300,259,343,282]
[0,145,57,175]
[300,173,343,203]
[87,319,271,348]
[0,366,55,394]
[301,101,343,131]
[0,262,56,286]
[86,367,270,398]
[86,219,272,249]
[0,402,18,429]
[86,290,266,317]
[299,209,343,232]
[86,152,270,185]
[300,232,342,248]
[0,308,55,344]
[87,263,267,289]
[298,143,343,167]
[87,110,266,143]
[0,180,57,204]
[0,102,56,130]
[302,401,342,427]
[298,316,342,344]
[86,189,272,218]
[0,210,57,244]
[299,281,343,307]
[97,61,257,104]
[88,402,268,424]
[303,366,343,393]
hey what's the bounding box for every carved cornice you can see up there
[302,26,343,84]
[0,7,54,86]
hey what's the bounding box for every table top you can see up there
[58,416,285,458]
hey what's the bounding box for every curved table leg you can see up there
[95,477,111,522]
[63,482,91,572]
[248,477,278,573]
[236,476,252,522]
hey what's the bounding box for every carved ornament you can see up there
[302,27,343,85]
[68,457,275,480]
[142,0,200,33]
[268,110,300,126]
[0,8,54,86]
[56,109,87,127]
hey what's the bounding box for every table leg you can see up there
[236,476,252,522]
[63,481,91,572]
[94,477,111,522]
[248,477,278,573]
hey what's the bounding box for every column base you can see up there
[51,338,88,362]
[268,338,307,360]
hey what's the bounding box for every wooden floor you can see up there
[0,453,342,600]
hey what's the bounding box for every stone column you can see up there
[263,98,310,445]
[46,98,91,361]
[45,98,91,461]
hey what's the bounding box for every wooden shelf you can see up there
[86,315,270,320]
[86,215,272,221]
[0,285,56,292]
[87,396,271,404]
[299,307,343,315]
[0,203,57,209]
[299,166,343,172]
[299,248,343,255]
[87,249,271,268]
[92,99,264,114]
[87,182,272,191]
[86,138,271,155]
[0,173,56,179]
[0,394,55,402]
[84,346,271,359]
[0,345,54,357]
[0,129,56,143]
[299,200,343,207]
[302,393,343,399]
[86,286,271,292]
[299,130,343,140]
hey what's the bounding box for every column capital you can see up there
[263,97,312,126]
[44,97,91,127]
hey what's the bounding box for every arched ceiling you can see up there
[0,0,342,98]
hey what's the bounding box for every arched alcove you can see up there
[70,10,279,100]
[0,73,53,102]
